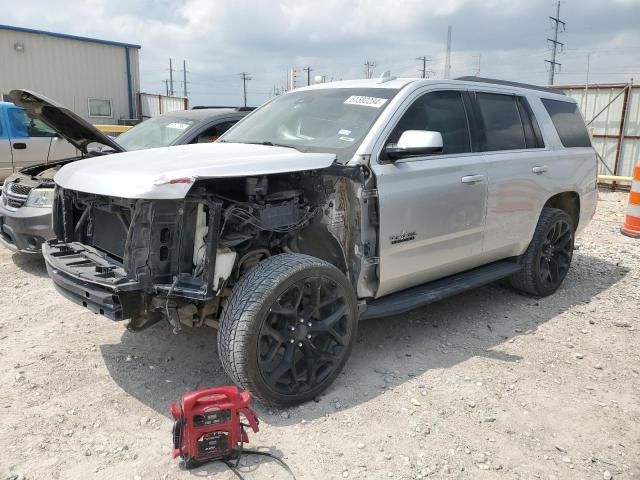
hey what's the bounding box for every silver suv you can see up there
[42,75,597,406]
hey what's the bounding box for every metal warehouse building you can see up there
[0,24,140,125]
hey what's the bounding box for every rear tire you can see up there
[218,254,358,407]
[510,208,574,297]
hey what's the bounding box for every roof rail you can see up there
[455,76,566,96]
[191,106,256,111]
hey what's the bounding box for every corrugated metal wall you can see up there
[139,93,187,118]
[0,29,140,125]
[562,84,640,179]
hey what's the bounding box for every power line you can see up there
[545,1,566,85]
[239,72,252,107]
[364,60,376,79]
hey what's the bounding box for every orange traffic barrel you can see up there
[621,164,640,238]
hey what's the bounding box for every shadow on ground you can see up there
[11,252,48,278]
[100,252,628,426]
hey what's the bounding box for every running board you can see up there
[360,261,521,320]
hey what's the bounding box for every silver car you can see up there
[0,90,248,253]
[41,75,597,406]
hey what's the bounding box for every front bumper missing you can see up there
[43,240,144,320]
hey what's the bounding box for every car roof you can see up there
[157,108,244,121]
[295,76,570,101]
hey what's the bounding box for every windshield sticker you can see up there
[344,96,388,108]
[339,136,355,142]
[338,129,352,136]
[166,122,191,130]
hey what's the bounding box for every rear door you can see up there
[372,89,489,297]
[0,110,12,180]
[6,107,55,171]
[473,91,548,261]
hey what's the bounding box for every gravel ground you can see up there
[1,190,639,480]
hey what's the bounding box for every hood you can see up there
[9,89,125,154]
[54,142,337,199]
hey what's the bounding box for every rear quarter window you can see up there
[541,98,591,148]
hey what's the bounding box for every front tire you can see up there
[218,254,358,407]
[510,207,574,297]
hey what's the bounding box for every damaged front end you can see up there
[44,166,378,331]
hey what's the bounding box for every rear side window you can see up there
[541,99,591,148]
[476,93,526,151]
[387,90,471,154]
[516,97,545,149]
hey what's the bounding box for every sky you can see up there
[3,0,640,107]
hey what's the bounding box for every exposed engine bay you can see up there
[47,166,379,331]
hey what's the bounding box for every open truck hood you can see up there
[54,142,337,199]
[9,89,125,154]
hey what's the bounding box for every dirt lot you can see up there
[1,190,639,480]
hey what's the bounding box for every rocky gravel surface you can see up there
[1,190,639,480]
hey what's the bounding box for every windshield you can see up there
[221,88,398,159]
[116,114,202,151]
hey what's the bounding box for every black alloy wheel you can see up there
[510,207,575,297]
[218,254,358,406]
[538,218,573,290]
[258,277,352,396]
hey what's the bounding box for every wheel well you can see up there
[544,192,580,230]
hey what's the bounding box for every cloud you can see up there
[2,0,639,106]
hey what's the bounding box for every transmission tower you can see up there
[545,1,566,85]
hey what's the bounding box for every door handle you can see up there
[461,174,486,184]
[532,165,548,174]
[12,142,27,150]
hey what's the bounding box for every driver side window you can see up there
[387,91,471,155]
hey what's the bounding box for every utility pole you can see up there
[416,56,432,78]
[472,53,482,76]
[444,26,452,79]
[288,68,297,90]
[545,1,565,85]
[303,66,312,86]
[182,60,188,98]
[583,53,591,115]
[164,79,169,96]
[169,58,175,96]
[364,60,376,79]
[239,72,251,107]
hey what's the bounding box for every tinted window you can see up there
[476,93,526,151]
[516,96,545,149]
[387,91,471,154]
[541,99,591,148]
[190,121,237,144]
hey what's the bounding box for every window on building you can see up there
[387,91,471,155]
[476,93,526,151]
[541,98,591,148]
[88,98,113,118]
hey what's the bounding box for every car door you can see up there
[472,91,548,262]
[6,107,55,171]
[0,111,12,180]
[372,89,489,297]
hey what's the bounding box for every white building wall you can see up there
[0,28,140,125]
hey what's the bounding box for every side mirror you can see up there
[384,130,443,160]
